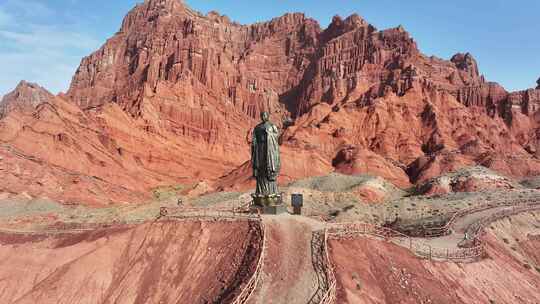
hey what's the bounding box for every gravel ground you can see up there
[1,171,539,230]
[521,176,540,189]
[0,195,168,229]
[288,173,402,193]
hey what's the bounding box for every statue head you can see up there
[260,111,270,122]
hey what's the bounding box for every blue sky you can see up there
[1,0,539,97]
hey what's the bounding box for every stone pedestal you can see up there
[251,204,288,215]
[251,194,287,215]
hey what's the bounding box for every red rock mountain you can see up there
[1,0,539,204]
[0,81,54,119]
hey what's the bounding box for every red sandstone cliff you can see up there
[0,0,539,203]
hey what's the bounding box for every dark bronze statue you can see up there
[251,112,281,204]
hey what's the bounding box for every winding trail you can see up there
[402,205,516,250]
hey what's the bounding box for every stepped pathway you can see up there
[248,214,325,304]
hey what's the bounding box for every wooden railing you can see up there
[319,229,337,304]
[328,221,485,261]
[159,206,258,221]
[403,197,540,237]
[318,200,540,304]
[459,204,540,248]
[0,220,145,235]
[231,219,267,304]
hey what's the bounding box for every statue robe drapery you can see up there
[251,121,280,196]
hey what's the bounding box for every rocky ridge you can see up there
[0,81,54,119]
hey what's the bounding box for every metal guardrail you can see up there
[0,205,257,236]
[0,204,256,236]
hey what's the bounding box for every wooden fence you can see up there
[318,199,540,303]
[459,204,540,248]
[408,197,540,237]
[231,219,267,304]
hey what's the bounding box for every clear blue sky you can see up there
[1,0,539,97]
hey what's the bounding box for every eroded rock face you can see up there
[68,0,318,119]
[450,52,480,80]
[0,81,54,119]
[506,88,540,158]
[59,1,540,185]
[1,0,539,203]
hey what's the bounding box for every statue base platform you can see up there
[250,205,288,215]
[251,194,287,215]
[252,194,283,207]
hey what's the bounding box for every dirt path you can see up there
[249,214,325,304]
